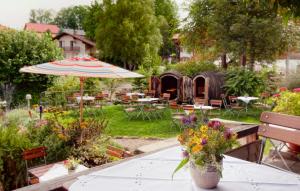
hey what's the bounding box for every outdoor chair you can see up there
[193,98,206,105]
[227,112,300,172]
[258,111,300,172]
[66,96,78,110]
[209,99,223,116]
[22,146,47,185]
[106,146,133,159]
[160,93,171,105]
[222,94,243,116]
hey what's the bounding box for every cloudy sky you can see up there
[0,0,188,29]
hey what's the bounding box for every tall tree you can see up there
[184,0,285,70]
[29,9,55,24]
[0,29,62,108]
[95,0,162,70]
[83,1,103,40]
[54,6,88,30]
[154,0,179,57]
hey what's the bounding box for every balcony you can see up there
[61,46,80,52]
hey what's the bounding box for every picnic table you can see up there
[126,92,145,98]
[68,146,300,191]
[137,98,159,103]
[193,105,215,123]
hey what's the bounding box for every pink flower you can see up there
[224,128,233,140]
[208,120,222,130]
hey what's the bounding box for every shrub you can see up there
[0,125,32,190]
[171,60,218,76]
[2,109,38,128]
[224,68,264,96]
[273,91,300,116]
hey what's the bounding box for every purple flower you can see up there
[182,116,192,125]
[201,138,207,145]
[224,128,233,140]
[190,114,197,122]
[208,120,222,130]
[182,150,189,158]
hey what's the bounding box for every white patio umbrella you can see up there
[20,56,144,122]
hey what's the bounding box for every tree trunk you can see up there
[221,54,228,70]
[249,40,255,71]
[241,53,246,67]
[0,82,16,110]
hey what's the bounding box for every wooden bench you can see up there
[227,111,300,171]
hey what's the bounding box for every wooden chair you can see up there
[194,98,206,106]
[221,94,242,116]
[160,93,170,105]
[258,112,300,171]
[23,146,47,185]
[227,112,300,172]
[106,146,133,159]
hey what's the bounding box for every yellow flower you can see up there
[201,134,208,140]
[200,125,208,133]
[80,122,88,129]
[188,128,194,136]
[192,144,203,154]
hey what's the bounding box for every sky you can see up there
[0,0,188,29]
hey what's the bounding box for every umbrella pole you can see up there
[80,77,85,123]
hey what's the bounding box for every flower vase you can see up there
[190,161,222,189]
[68,168,76,174]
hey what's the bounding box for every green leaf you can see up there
[172,158,189,179]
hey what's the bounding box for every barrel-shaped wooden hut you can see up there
[150,71,193,103]
[193,72,225,104]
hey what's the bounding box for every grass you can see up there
[46,105,263,138]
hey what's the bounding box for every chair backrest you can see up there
[258,112,300,145]
[210,99,222,108]
[182,105,194,111]
[163,93,170,99]
[23,146,47,161]
[194,98,206,105]
[220,94,230,109]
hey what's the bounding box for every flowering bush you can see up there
[173,121,237,177]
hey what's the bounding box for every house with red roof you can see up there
[24,23,60,37]
[53,31,96,58]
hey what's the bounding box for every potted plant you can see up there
[64,157,81,173]
[173,121,237,189]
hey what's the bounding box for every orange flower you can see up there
[192,144,203,154]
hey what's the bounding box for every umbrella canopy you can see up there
[20,56,144,122]
[20,57,144,78]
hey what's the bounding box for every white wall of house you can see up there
[56,35,87,58]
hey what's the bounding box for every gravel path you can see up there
[113,138,162,153]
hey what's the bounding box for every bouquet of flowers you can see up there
[173,120,237,177]
[64,156,81,171]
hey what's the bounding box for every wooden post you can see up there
[79,77,85,123]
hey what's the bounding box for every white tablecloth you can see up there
[69,146,300,191]
[126,93,145,97]
[137,98,159,102]
[76,96,95,103]
[194,105,214,110]
[40,164,88,182]
[237,97,259,104]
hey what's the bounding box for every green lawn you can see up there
[102,105,262,138]
[52,105,263,138]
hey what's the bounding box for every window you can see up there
[59,41,63,48]
[70,41,75,50]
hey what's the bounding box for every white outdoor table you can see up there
[137,98,159,103]
[237,96,259,112]
[126,93,145,98]
[194,105,215,123]
[76,96,95,104]
[69,146,300,191]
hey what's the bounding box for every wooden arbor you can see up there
[192,72,225,105]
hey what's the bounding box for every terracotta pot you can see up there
[190,161,222,189]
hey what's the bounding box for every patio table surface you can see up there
[126,93,145,97]
[237,96,259,104]
[69,146,300,191]
[76,96,95,103]
[137,98,159,102]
